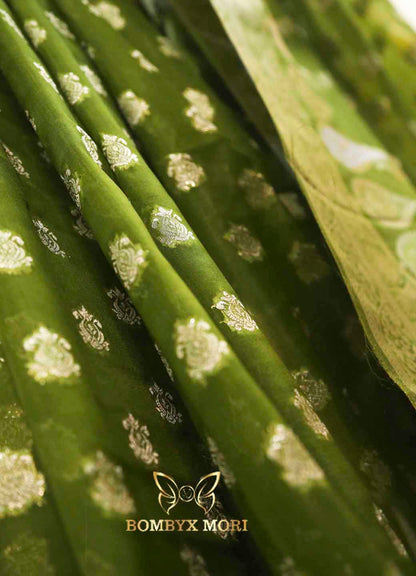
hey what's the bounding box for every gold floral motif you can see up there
[109,234,148,290]
[183,88,217,133]
[291,368,331,411]
[224,224,263,262]
[374,506,408,557]
[150,206,195,247]
[288,241,330,284]
[278,192,307,220]
[61,169,81,209]
[117,90,150,127]
[266,424,325,488]
[25,110,37,132]
[24,20,47,48]
[45,11,75,39]
[204,500,235,540]
[38,141,51,164]
[212,291,258,332]
[157,36,181,59]
[71,207,94,238]
[0,231,33,274]
[175,318,229,381]
[360,449,391,498]
[59,72,89,105]
[34,62,59,93]
[87,1,126,30]
[84,451,136,516]
[0,450,45,518]
[23,326,80,383]
[102,134,138,171]
[122,413,159,465]
[76,125,102,167]
[167,153,206,192]
[155,343,175,382]
[238,169,276,209]
[0,8,24,38]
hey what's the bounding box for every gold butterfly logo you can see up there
[153,471,221,515]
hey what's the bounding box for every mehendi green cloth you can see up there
[46,0,416,555]
[278,0,416,186]
[184,0,416,410]
[344,0,416,137]
[147,0,416,553]
[0,0,415,574]
[0,350,80,576]
[24,0,416,556]
[8,0,404,544]
[0,4,402,574]
[0,77,256,575]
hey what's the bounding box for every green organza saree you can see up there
[0,0,415,574]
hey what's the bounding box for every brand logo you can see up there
[125,470,248,534]
[153,471,220,514]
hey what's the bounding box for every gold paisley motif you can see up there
[0,231,33,274]
[122,413,159,466]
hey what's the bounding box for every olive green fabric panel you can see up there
[188,0,416,409]
[44,0,416,560]
[0,144,149,574]
[344,0,416,136]
[280,0,416,186]
[0,75,254,575]
[0,349,80,576]
[0,2,410,573]
[5,1,400,552]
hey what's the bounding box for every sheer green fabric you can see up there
[176,0,416,408]
[279,0,416,185]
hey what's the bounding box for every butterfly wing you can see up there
[195,471,221,514]
[153,472,179,515]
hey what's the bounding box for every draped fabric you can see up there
[0,0,415,575]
